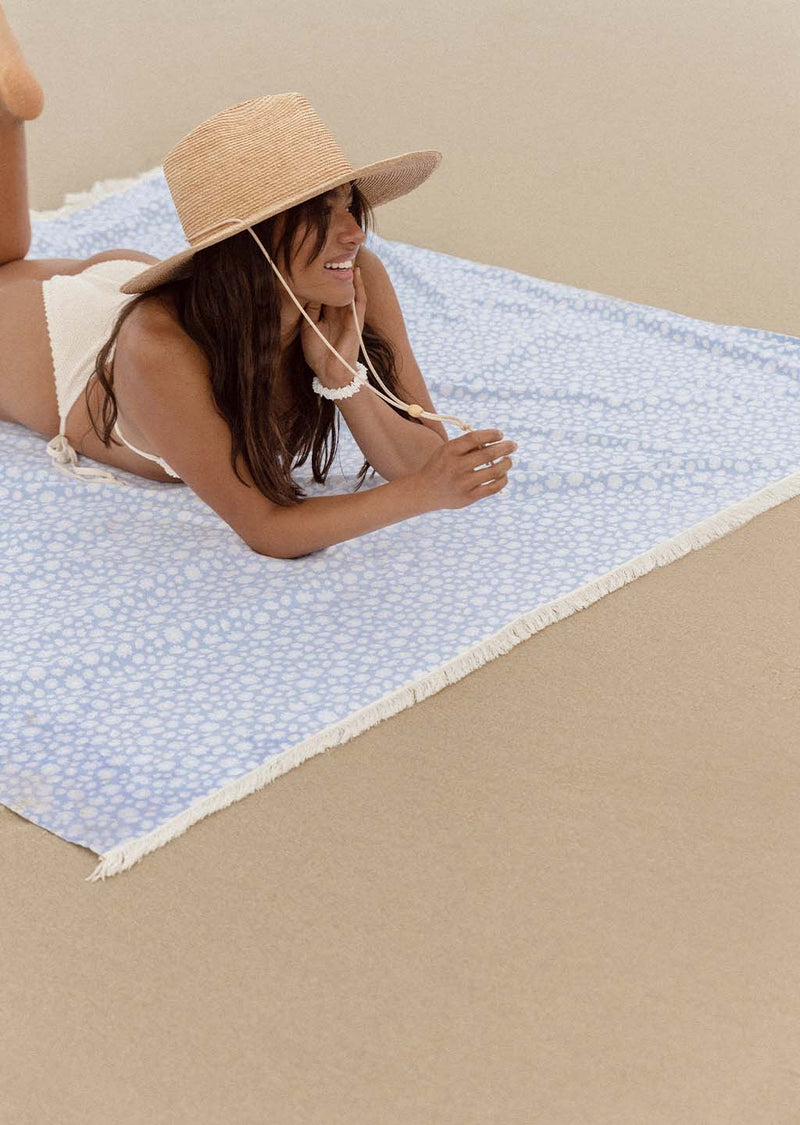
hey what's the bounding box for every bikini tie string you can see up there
[45,432,129,485]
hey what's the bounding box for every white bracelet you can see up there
[311,361,369,401]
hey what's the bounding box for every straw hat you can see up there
[119,92,443,295]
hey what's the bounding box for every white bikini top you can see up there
[43,257,183,484]
[112,418,182,479]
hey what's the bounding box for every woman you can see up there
[0,7,515,556]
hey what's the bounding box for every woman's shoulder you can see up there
[135,287,180,332]
[120,291,207,381]
[127,289,185,347]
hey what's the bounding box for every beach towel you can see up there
[2,166,799,881]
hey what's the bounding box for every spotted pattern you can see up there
[1,166,798,864]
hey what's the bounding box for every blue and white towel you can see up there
[2,166,799,881]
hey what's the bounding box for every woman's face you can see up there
[275,183,366,340]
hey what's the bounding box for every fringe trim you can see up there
[29,165,163,221]
[86,460,800,882]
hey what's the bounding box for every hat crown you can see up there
[118,95,443,295]
[162,93,354,245]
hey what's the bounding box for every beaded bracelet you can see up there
[311,361,369,401]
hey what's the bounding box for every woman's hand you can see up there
[300,265,367,387]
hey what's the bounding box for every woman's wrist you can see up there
[315,357,360,388]
[312,362,368,402]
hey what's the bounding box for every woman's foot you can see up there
[0,3,43,120]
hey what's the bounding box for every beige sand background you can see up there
[2,0,800,1120]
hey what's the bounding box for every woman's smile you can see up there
[323,264,354,282]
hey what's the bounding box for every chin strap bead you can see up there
[311,363,425,421]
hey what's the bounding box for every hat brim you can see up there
[118,148,443,295]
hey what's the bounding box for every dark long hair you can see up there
[85,180,421,505]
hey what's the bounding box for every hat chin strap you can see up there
[225,222,472,434]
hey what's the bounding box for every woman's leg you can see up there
[0,107,32,264]
[0,2,44,264]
